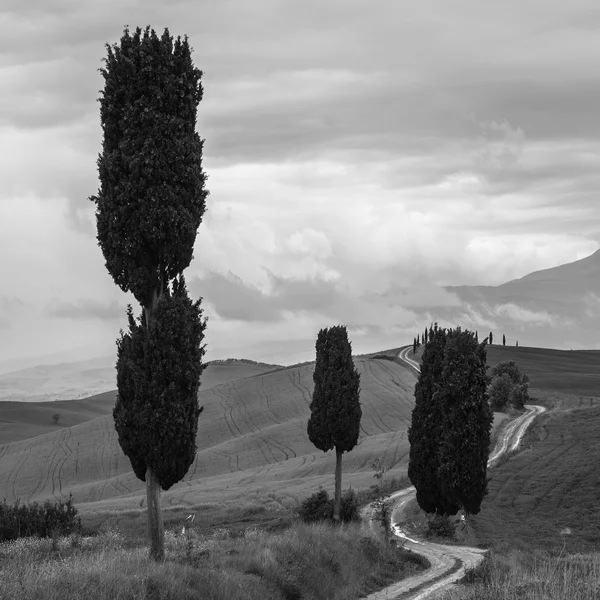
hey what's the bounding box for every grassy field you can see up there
[0,351,419,514]
[468,403,600,554]
[486,345,600,399]
[443,549,600,600]
[0,360,282,445]
[0,520,429,600]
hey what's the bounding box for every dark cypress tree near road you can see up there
[436,330,492,516]
[90,26,208,560]
[489,331,493,345]
[408,323,451,514]
[409,326,492,516]
[307,326,362,522]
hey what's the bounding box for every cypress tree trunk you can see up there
[146,465,165,560]
[144,284,165,561]
[333,448,343,522]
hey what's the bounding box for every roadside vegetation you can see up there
[443,548,600,600]
[0,493,428,600]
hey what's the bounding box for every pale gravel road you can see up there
[360,346,546,600]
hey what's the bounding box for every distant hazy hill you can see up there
[0,360,284,444]
[443,249,600,349]
[0,357,284,405]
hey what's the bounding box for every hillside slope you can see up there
[0,353,416,512]
[472,403,600,553]
[486,346,600,399]
[0,360,282,445]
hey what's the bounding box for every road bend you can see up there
[361,345,546,600]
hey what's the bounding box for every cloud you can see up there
[191,271,417,329]
[491,303,562,327]
[45,299,124,322]
[2,0,600,365]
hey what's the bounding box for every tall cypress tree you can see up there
[409,326,493,517]
[307,325,362,522]
[408,323,449,513]
[90,26,208,560]
[489,331,493,345]
[436,330,492,516]
[503,334,506,346]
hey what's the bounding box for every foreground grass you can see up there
[0,521,428,600]
[442,548,600,600]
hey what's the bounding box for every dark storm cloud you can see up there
[189,272,341,322]
[45,299,123,321]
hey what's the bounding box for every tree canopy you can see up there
[90,25,208,308]
[114,275,207,490]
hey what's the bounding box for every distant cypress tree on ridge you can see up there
[307,325,362,522]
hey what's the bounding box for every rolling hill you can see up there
[0,360,282,445]
[486,345,600,401]
[0,352,417,515]
[471,403,600,553]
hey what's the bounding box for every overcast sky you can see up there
[1,0,599,367]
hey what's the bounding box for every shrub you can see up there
[297,489,331,523]
[297,488,360,524]
[338,488,360,523]
[425,514,455,539]
[0,494,82,539]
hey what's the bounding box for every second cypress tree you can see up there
[307,325,362,522]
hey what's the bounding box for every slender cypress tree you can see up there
[503,334,506,346]
[489,331,493,345]
[413,337,417,354]
[90,25,208,560]
[307,325,362,522]
[436,330,492,516]
[408,323,450,513]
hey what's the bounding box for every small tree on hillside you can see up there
[502,334,506,346]
[307,325,362,523]
[490,360,529,410]
[488,373,513,410]
[52,414,60,425]
[413,337,417,354]
[90,25,208,560]
[489,331,493,345]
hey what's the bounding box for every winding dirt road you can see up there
[361,346,546,600]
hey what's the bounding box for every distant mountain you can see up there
[442,249,600,349]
